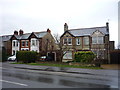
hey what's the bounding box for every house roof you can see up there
[63,26,109,37]
[11,31,48,40]
[2,35,12,41]
[34,32,47,38]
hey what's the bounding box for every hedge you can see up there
[16,51,38,63]
[2,47,7,62]
[74,51,96,63]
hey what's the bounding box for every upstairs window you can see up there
[16,41,18,47]
[83,37,89,45]
[22,41,25,47]
[63,38,67,45]
[63,38,72,45]
[13,41,15,47]
[92,36,103,44]
[26,41,29,47]
[76,38,80,45]
[32,40,35,46]
[68,38,72,45]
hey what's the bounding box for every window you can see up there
[26,41,29,47]
[22,41,25,47]
[83,37,89,45]
[63,38,67,45]
[63,51,72,59]
[63,38,72,45]
[76,38,80,45]
[32,40,35,46]
[92,37,97,44]
[13,50,15,55]
[98,36,103,44]
[13,41,15,47]
[92,36,103,44]
[36,40,38,45]
[16,41,18,47]
[68,38,72,45]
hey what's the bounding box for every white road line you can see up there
[0,80,28,86]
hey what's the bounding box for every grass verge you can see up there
[11,62,102,69]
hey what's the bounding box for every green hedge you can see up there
[74,51,96,63]
[2,47,7,62]
[16,51,38,63]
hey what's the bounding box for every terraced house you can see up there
[61,23,114,63]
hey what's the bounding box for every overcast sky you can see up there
[0,0,119,48]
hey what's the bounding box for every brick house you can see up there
[1,29,57,61]
[61,22,114,63]
[1,35,12,56]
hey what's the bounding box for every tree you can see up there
[54,33,70,62]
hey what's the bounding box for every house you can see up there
[61,22,114,63]
[10,29,57,55]
[1,29,57,61]
[1,35,12,56]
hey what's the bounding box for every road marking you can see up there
[0,80,28,86]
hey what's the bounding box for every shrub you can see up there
[74,51,96,63]
[16,51,38,63]
[2,47,7,62]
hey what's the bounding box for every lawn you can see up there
[11,62,102,69]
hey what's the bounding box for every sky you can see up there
[0,0,119,48]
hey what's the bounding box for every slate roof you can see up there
[34,32,47,38]
[2,35,12,41]
[1,31,48,41]
[65,26,109,37]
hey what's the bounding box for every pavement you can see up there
[5,62,119,77]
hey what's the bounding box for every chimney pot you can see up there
[47,28,51,33]
[19,29,24,35]
[14,31,18,35]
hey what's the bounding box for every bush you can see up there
[16,51,38,63]
[2,47,7,62]
[74,51,96,63]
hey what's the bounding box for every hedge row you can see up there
[16,51,38,63]
[74,51,96,63]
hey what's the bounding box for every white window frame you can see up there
[63,38,72,45]
[92,36,104,44]
[76,38,80,45]
[68,38,72,45]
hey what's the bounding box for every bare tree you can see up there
[54,33,70,62]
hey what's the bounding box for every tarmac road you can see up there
[1,62,119,89]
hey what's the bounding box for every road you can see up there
[1,62,119,89]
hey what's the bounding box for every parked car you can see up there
[40,56,46,61]
[7,55,16,61]
[40,56,53,61]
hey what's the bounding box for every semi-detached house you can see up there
[10,29,56,56]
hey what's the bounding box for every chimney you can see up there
[14,31,18,35]
[47,28,51,33]
[64,23,68,32]
[19,29,24,35]
[106,22,109,33]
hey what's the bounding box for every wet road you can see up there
[1,62,119,88]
